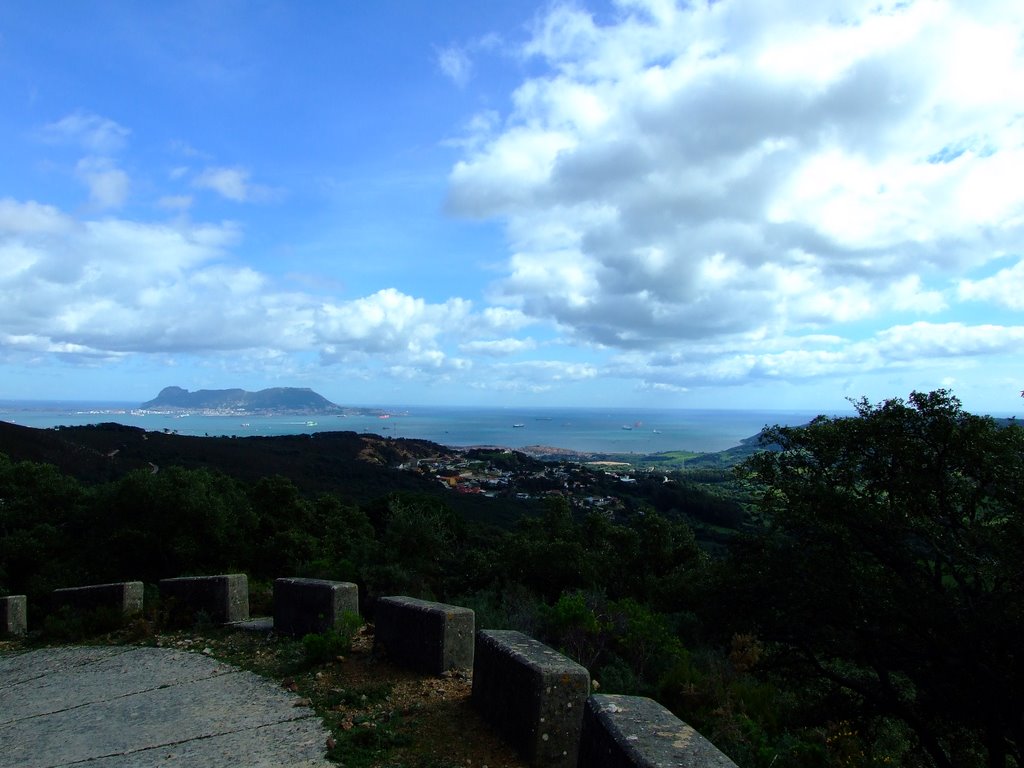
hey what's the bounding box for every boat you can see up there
[305,421,318,426]
[512,423,525,428]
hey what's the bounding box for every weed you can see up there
[301,611,362,666]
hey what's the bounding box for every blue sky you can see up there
[1,0,1022,414]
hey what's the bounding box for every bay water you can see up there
[0,400,836,454]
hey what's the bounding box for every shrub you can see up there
[301,610,362,665]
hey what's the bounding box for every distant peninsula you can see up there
[139,386,377,416]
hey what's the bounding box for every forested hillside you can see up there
[1,390,1020,767]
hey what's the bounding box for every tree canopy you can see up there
[722,390,1024,767]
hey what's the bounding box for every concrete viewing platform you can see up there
[0,645,331,767]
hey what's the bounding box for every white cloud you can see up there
[437,45,472,87]
[0,196,541,386]
[40,111,130,154]
[447,0,1024,359]
[463,358,600,394]
[958,259,1024,310]
[316,289,472,363]
[600,319,1024,393]
[0,198,71,234]
[459,337,536,356]
[76,157,130,209]
[3,184,1018,400]
[873,322,1024,360]
[6,1,1024,406]
[478,306,534,332]
[193,166,271,202]
[0,199,277,355]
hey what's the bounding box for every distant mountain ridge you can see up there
[140,386,346,414]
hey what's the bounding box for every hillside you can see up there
[0,420,455,501]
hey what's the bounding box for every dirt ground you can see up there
[160,623,531,768]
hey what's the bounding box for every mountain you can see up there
[140,386,346,414]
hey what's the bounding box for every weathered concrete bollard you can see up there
[472,629,590,768]
[273,578,359,637]
[374,596,474,674]
[159,574,249,624]
[52,581,144,616]
[579,694,738,768]
[0,595,27,636]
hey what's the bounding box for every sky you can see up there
[1,0,1022,414]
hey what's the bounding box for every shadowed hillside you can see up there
[0,420,454,501]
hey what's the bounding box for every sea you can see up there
[0,400,838,455]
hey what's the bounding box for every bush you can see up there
[42,604,127,641]
[301,611,362,665]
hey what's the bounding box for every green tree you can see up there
[501,497,592,601]
[0,454,88,599]
[721,391,1024,768]
[307,493,378,584]
[92,466,254,581]
[249,475,319,577]
[364,493,464,598]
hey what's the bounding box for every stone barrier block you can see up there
[1,594,28,636]
[273,578,359,637]
[374,596,474,674]
[579,694,738,768]
[159,574,249,624]
[472,629,590,768]
[52,582,144,616]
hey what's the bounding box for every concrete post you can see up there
[374,595,474,674]
[0,594,27,636]
[273,578,358,637]
[472,629,590,768]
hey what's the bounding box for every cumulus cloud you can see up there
[601,319,1024,392]
[7,2,1023,403]
[447,0,1024,362]
[873,322,1024,360]
[316,289,473,365]
[0,198,70,235]
[0,200,275,355]
[0,198,493,373]
[0,196,509,383]
[958,258,1024,310]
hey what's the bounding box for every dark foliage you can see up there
[2,390,1019,767]
[717,390,1024,768]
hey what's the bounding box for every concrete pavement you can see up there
[0,645,332,767]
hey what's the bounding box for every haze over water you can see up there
[0,401,836,454]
